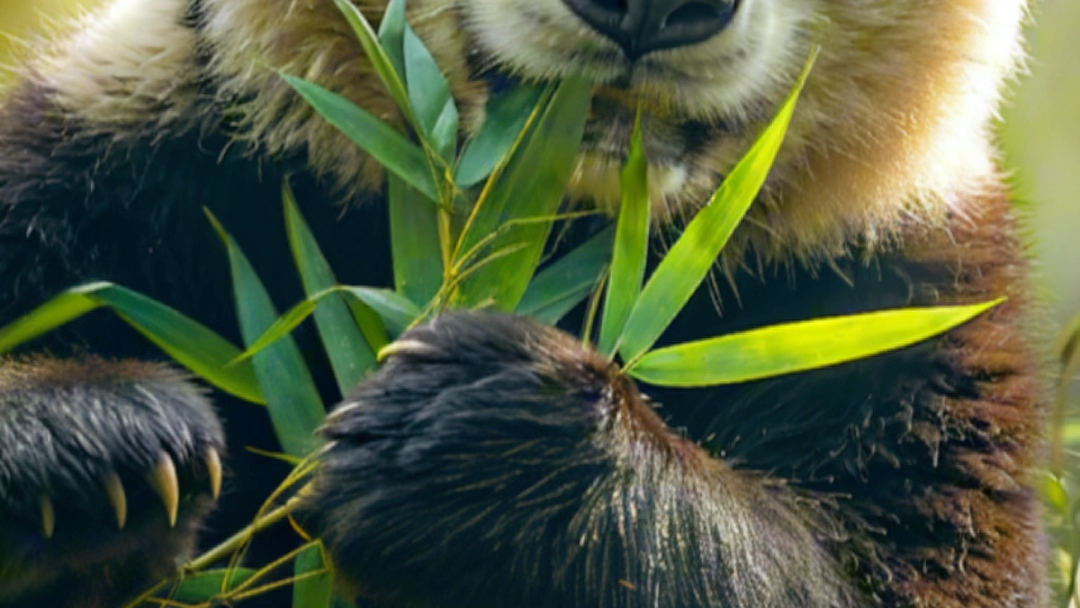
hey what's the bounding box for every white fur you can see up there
[459,0,1028,260]
[19,0,1028,262]
[39,0,197,125]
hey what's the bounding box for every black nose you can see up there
[563,0,737,60]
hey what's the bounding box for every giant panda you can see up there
[0,0,1043,607]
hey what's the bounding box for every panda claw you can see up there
[204,448,222,501]
[377,339,438,362]
[146,454,179,527]
[102,471,128,529]
[40,495,55,539]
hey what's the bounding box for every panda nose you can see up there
[562,0,737,60]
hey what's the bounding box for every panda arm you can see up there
[306,192,1043,608]
[0,3,239,605]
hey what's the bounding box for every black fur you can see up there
[0,358,222,608]
[0,43,389,608]
[0,0,1044,606]
[313,312,861,608]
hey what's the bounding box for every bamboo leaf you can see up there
[627,300,1001,387]
[230,299,319,365]
[284,184,376,395]
[1041,473,1069,515]
[342,287,422,336]
[0,282,264,404]
[234,286,419,363]
[331,0,412,122]
[517,226,614,324]
[282,75,438,202]
[171,568,257,604]
[376,0,407,78]
[404,24,458,160]
[389,174,444,305]
[342,296,392,353]
[453,77,591,310]
[618,50,816,363]
[455,83,544,187]
[293,542,333,608]
[207,211,325,457]
[599,111,649,355]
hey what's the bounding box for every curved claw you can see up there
[377,339,438,362]
[146,454,179,527]
[204,448,222,501]
[102,472,128,529]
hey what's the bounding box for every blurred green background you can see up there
[0,0,1076,320]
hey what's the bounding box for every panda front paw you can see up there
[0,356,224,606]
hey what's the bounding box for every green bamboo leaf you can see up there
[331,0,412,121]
[284,183,376,395]
[282,75,438,202]
[599,111,649,355]
[207,211,324,457]
[404,24,458,160]
[233,286,419,363]
[342,296,392,353]
[171,568,257,604]
[376,0,407,78]
[0,282,264,404]
[627,300,1001,387]
[0,284,102,353]
[342,286,422,336]
[1041,473,1069,515]
[230,299,319,365]
[389,174,444,305]
[618,50,817,363]
[517,226,614,324]
[455,83,544,187]
[453,77,591,310]
[293,542,333,608]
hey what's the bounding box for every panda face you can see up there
[201,0,1025,256]
[454,0,812,217]
[438,0,1026,250]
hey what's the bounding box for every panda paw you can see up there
[0,356,225,605]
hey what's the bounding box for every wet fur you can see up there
[0,0,1044,606]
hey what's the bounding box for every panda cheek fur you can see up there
[309,312,859,608]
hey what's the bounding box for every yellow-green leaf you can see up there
[0,282,264,404]
[617,49,817,363]
[627,300,1001,387]
[171,568,257,604]
[599,110,649,355]
[453,77,591,310]
[233,286,419,365]
[293,542,334,608]
[342,286,422,336]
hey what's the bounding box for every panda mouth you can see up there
[476,69,721,167]
[582,93,706,164]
